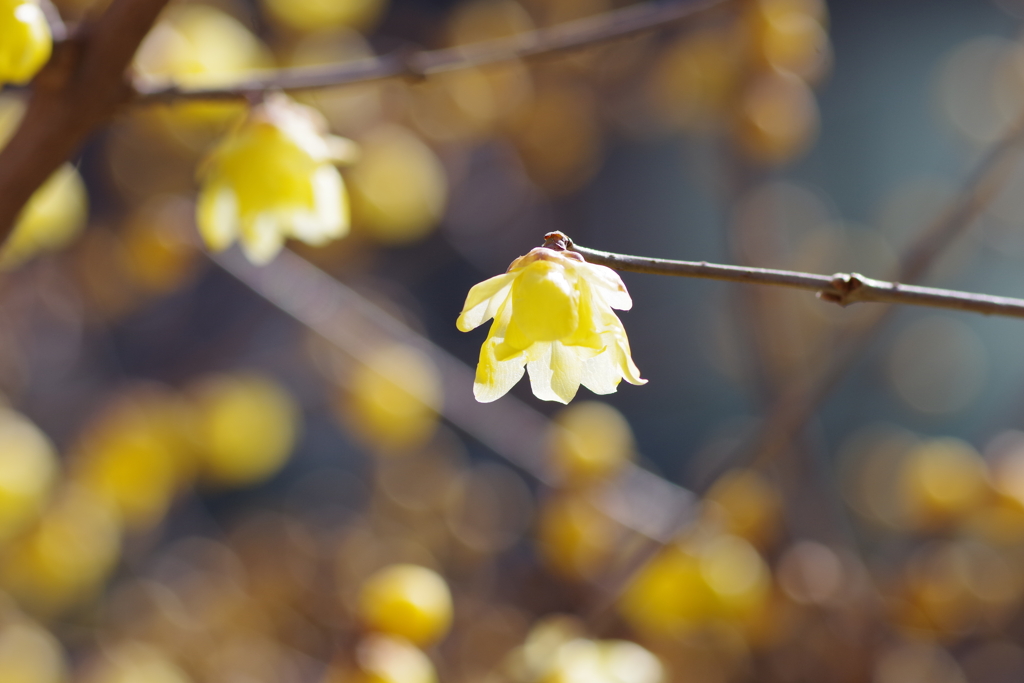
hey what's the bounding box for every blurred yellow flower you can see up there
[358,564,453,645]
[196,95,355,264]
[0,0,51,87]
[0,97,88,271]
[2,163,88,269]
[458,245,644,403]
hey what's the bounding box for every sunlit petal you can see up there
[549,342,584,403]
[457,273,516,332]
[579,262,632,310]
[526,344,561,403]
[580,350,622,395]
[474,341,527,403]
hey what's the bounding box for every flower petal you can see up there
[605,321,646,386]
[549,342,584,403]
[562,277,609,352]
[457,272,516,332]
[617,347,646,386]
[240,214,286,264]
[473,338,526,403]
[579,262,632,310]
[196,185,239,252]
[525,343,559,403]
[580,349,622,395]
[526,342,582,404]
[291,165,348,244]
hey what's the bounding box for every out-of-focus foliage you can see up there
[649,0,827,163]
[340,343,442,454]
[0,97,88,269]
[0,615,67,683]
[134,4,273,138]
[189,372,300,487]
[548,400,635,484]
[0,409,57,543]
[196,95,354,264]
[0,0,51,87]
[5,1,1024,683]
[357,564,453,645]
[347,124,448,246]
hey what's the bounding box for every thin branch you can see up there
[0,0,172,241]
[133,0,732,103]
[543,232,1024,320]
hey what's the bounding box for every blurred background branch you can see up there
[721,106,1024,481]
[212,246,696,543]
[133,0,733,102]
[2,0,1024,681]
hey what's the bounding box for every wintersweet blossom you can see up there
[196,95,357,264]
[0,0,51,87]
[458,245,645,403]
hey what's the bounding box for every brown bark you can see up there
[0,0,171,239]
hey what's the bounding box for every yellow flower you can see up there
[458,246,645,403]
[196,95,355,264]
[0,97,88,270]
[0,0,51,87]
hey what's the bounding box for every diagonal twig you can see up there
[133,0,732,103]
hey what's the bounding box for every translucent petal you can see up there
[562,278,608,352]
[485,299,522,363]
[196,185,239,252]
[549,342,584,403]
[503,315,535,354]
[580,350,622,395]
[605,322,646,386]
[307,165,349,241]
[240,214,286,264]
[526,342,583,404]
[617,345,646,386]
[525,344,560,403]
[579,262,632,310]
[493,341,524,362]
[289,211,323,245]
[474,339,526,403]
[457,272,516,332]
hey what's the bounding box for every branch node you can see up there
[543,231,573,251]
[821,272,873,307]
